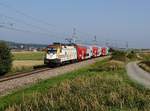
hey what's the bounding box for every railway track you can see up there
[0,68,52,83]
[0,61,79,83]
[0,59,90,83]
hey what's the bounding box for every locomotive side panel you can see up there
[59,46,77,62]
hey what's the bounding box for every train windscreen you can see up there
[47,48,57,54]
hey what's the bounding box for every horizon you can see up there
[0,0,150,48]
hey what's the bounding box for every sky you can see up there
[0,0,150,48]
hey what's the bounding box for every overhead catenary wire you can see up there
[0,2,55,27]
[0,24,60,37]
[0,1,99,43]
[0,1,125,47]
[0,1,69,37]
[76,30,94,38]
[0,13,58,35]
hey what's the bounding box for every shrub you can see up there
[127,51,137,60]
[89,60,124,72]
[0,42,12,75]
[139,53,150,61]
[111,50,126,61]
[7,74,150,111]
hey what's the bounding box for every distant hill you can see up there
[0,40,47,50]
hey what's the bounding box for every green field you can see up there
[9,51,45,74]
[1,58,150,111]
[12,51,45,60]
[10,60,44,73]
[139,53,150,61]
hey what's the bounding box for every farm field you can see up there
[13,60,44,68]
[1,58,150,111]
[139,52,150,61]
[12,51,45,60]
[10,60,44,73]
[10,51,45,73]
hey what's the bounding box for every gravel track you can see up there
[0,57,108,96]
[126,62,150,88]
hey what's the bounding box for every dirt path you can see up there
[126,62,150,88]
[0,57,108,96]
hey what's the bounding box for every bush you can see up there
[111,50,126,61]
[0,42,12,75]
[89,60,124,72]
[7,72,150,111]
[127,51,137,60]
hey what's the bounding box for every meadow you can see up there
[12,51,45,60]
[139,52,150,61]
[9,51,45,74]
[1,58,150,111]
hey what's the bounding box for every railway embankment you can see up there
[0,57,109,97]
[1,55,150,111]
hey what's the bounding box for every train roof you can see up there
[47,42,110,49]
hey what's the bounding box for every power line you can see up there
[93,35,98,45]
[0,24,59,37]
[0,13,56,34]
[0,2,55,27]
[72,28,77,43]
[76,30,94,37]
[0,13,69,37]
[0,2,112,45]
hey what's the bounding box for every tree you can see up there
[0,42,12,75]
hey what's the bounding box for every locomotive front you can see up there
[44,44,61,65]
[44,43,77,66]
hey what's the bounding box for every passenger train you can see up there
[44,43,109,66]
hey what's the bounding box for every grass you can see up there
[1,58,150,111]
[12,51,45,60]
[139,53,150,61]
[8,51,45,74]
[8,60,44,74]
[0,64,91,110]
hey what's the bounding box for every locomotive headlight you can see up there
[46,53,57,60]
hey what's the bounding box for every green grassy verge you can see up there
[12,51,45,60]
[1,59,150,111]
[0,60,103,110]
